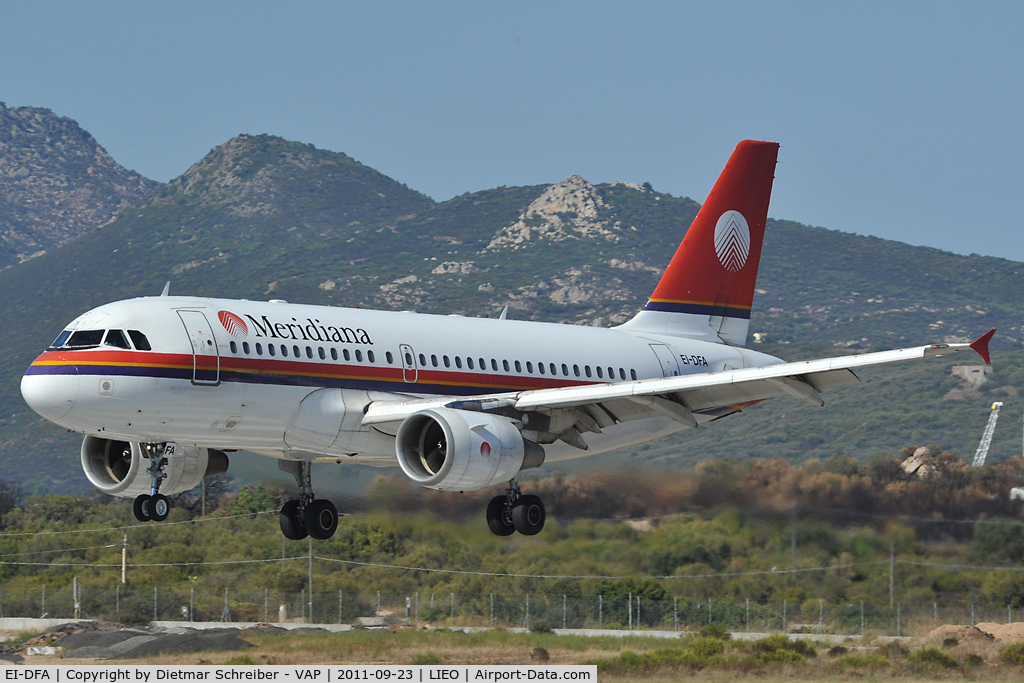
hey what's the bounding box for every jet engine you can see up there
[396,408,544,491]
[81,436,229,498]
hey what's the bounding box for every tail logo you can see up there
[217,310,249,338]
[714,210,750,272]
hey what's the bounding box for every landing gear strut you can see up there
[486,479,545,536]
[133,443,172,523]
[278,460,339,540]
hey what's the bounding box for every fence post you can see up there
[897,603,901,637]
[116,585,119,617]
[301,589,305,623]
[971,603,975,626]
[264,589,268,624]
[746,598,750,633]
[782,599,786,633]
[190,587,194,622]
[525,594,530,629]
[563,595,566,630]
[41,585,45,618]
[637,596,641,630]
[1009,605,1013,624]
[861,601,864,636]
[599,595,602,630]
[450,593,454,627]
[628,593,632,631]
[338,591,342,624]
[153,587,157,622]
[674,597,678,632]
[708,597,712,624]
[490,594,494,628]
[377,591,381,618]
[934,602,938,629]
[818,599,824,634]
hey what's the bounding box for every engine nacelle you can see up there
[81,436,229,498]
[396,408,544,491]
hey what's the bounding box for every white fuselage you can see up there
[22,296,784,466]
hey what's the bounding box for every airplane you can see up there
[21,140,994,541]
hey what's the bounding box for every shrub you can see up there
[224,655,257,665]
[827,645,848,657]
[698,622,731,640]
[879,640,909,659]
[942,637,959,649]
[529,618,553,634]
[909,647,959,669]
[690,637,725,658]
[411,654,443,665]
[751,634,816,658]
[760,649,805,664]
[1001,642,1024,665]
[963,653,983,667]
[834,654,891,668]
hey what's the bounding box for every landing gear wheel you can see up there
[512,495,545,536]
[133,494,152,522]
[307,499,339,540]
[150,494,170,522]
[486,495,516,536]
[279,499,308,540]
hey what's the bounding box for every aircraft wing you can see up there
[362,330,995,433]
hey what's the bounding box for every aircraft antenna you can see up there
[972,401,1004,466]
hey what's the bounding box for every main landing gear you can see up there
[278,460,339,541]
[133,443,172,523]
[486,479,546,536]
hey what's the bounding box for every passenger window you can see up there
[526,362,533,373]
[49,330,72,349]
[67,330,104,347]
[368,350,375,363]
[479,358,486,370]
[514,361,522,373]
[356,350,363,362]
[243,342,250,354]
[585,365,592,378]
[389,352,396,364]
[561,364,569,377]
[432,355,438,367]
[467,357,474,370]
[608,367,615,379]
[256,343,263,356]
[230,341,238,354]
[268,344,276,357]
[538,363,545,375]
[419,354,426,366]
[573,364,580,377]
[280,345,288,357]
[318,347,325,360]
[631,369,638,380]
[503,360,510,372]
[293,345,301,358]
[619,368,626,380]
[455,357,462,369]
[343,349,351,361]
[104,329,131,349]
[331,348,338,361]
[596,366,603,379]
[127,330,152,351]
[491,359,498,371]
[549,363,557,375]
[443,355,450,368]
[305,346,313,359]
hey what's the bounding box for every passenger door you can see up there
[177,310,220,385]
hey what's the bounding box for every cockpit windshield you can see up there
[65,330,104,348]
[48,328,153,351]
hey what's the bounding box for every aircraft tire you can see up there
[279,500,308,541]
[150,494,170,522]
[512,495,545,536]
[486,495,516,536]
[307,499,339,540]
[133,494,152,522]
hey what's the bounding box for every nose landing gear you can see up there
[278,460,339,540]
[133,443,173,523]
[486,479,546,536]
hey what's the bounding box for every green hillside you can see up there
[0,132,1020,493]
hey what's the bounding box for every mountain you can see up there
[0,130,1021,493]
[0,103,158,268]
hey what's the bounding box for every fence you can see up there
[2,583,1021,637]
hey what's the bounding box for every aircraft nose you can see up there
[21,356,79,421]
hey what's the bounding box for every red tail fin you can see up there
[620,140,779,346]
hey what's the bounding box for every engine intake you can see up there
[81,436,228,497]
[396,408,544,491]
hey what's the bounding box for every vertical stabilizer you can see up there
[619,140,779,346]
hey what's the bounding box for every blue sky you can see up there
[3,1,1022,261]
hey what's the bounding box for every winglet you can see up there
[160,281,171,297]
[970,328,996,364]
